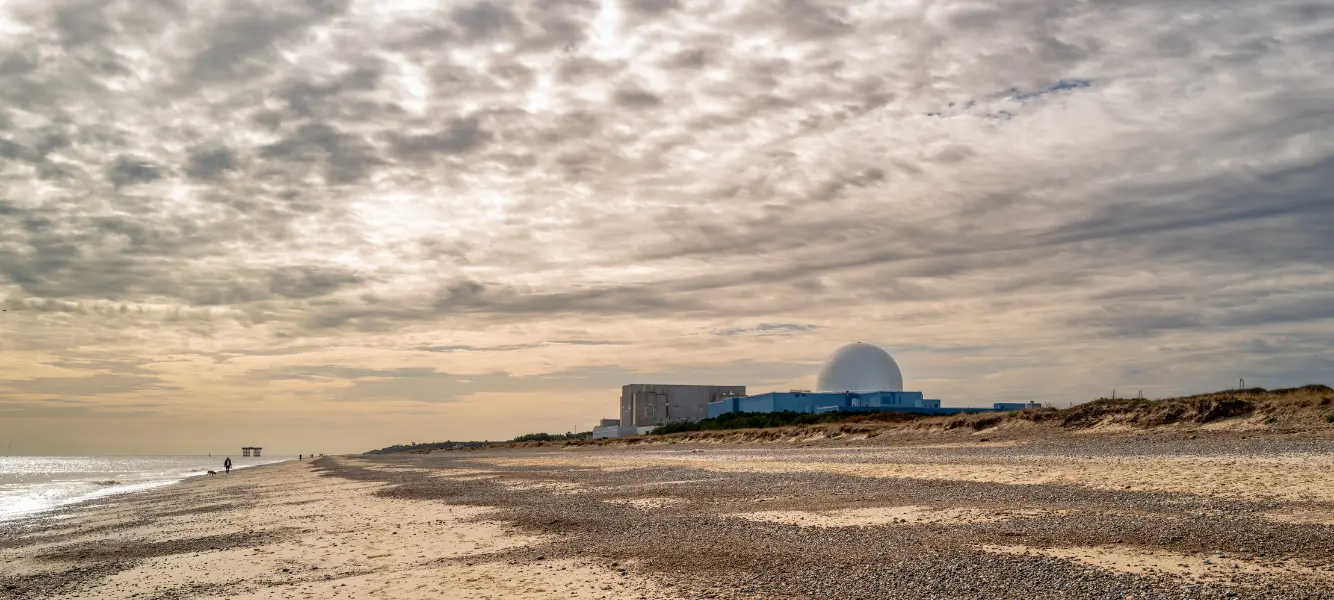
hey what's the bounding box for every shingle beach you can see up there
[4,431,1334,599]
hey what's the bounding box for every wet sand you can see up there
[3,433,1334,599]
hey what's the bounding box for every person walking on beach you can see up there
[224,457,232,474]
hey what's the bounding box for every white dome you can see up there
[816,343,904,393]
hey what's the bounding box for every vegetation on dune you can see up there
[364,431,591,454]
[363,440,498,454]
[652,409,927,434]
[365,385,1334,453]
[651,411,846,434]
[509,431,592,443]
[645,384,1334,442]
[1013,384,1333,428]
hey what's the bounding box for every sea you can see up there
[0,455,291,523]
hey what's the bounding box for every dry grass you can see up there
[432,385,1334,452]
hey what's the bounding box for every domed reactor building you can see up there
[708,343,999,418]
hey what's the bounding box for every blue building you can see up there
[992,401,1044,411]
[705,343,1015,419]
[707,390,1002,418]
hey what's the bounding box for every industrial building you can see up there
[709,390,964,418]
[620,384,747,427]
[707,343,1026,417]
[592,384,746,438]
[590,418,646,439]
[589,344,1041,437]
[993,401,1044,411]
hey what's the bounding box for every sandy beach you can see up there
[4,432,1334,599]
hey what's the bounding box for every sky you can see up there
[1,0,1332,455]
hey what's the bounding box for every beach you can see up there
[4,432,1334,599]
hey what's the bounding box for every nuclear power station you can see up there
[590,343,1040,438]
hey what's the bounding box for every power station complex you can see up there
[591,343,1040,438]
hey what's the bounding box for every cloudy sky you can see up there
[1,0,1331,454]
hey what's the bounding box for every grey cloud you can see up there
[185,146,238,180]
[259,361,796,404]
[260,122,382,184]
[35,131,72,157]
[3,0,1334,408]
[0,195,365,303]
[613,87,664,109]
[0,373,180,396]
[1035,154,1334,253]
[414,339,631,352]
[0,51,40,76]
[415,343,542,353]
[51,0,114,48]
[765,0,855,39]
[517,8,589,51]
[388,118,491,161]
[187,0,352,83]
[431,279,712,317]
[0,139,22,160]
[557,57,626,84]
[107,156,163,187]
[810,167,887,202]
[668,49,710,69]
[451,1,520,41]
[306,277,720,331]
[277,64,386,119]
[1076,306,1207,338]
[716,323,825,336]
[266,266,364,300]
[44,358,156,375]
[624,0,681,17]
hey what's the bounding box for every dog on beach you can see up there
[207,470,217,475]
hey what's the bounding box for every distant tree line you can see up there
[509,431,592,443]
[363,440,497,454]
[363,431,592,454]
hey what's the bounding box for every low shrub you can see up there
[652,411,847,434]
[971,415,1004,431]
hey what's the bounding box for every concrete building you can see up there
[620,384,747,428]
[592,425,658,439]
[590,418,627,439]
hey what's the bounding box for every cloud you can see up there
[0,373,180,396]
[414,338,629,352]
[415,343,543,353]
[259,122,383,184]
[716,323,825,337]
[450,1,520,41]
[107,156,164,187]
[2,0,1333,451]
[185,146,238,180]
[613,87,664,109]
[258,361,796,404]
[388,118,492,162]
[186,0,352,83]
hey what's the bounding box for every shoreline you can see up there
[4,433,1334,599]
[0,458,295,528]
